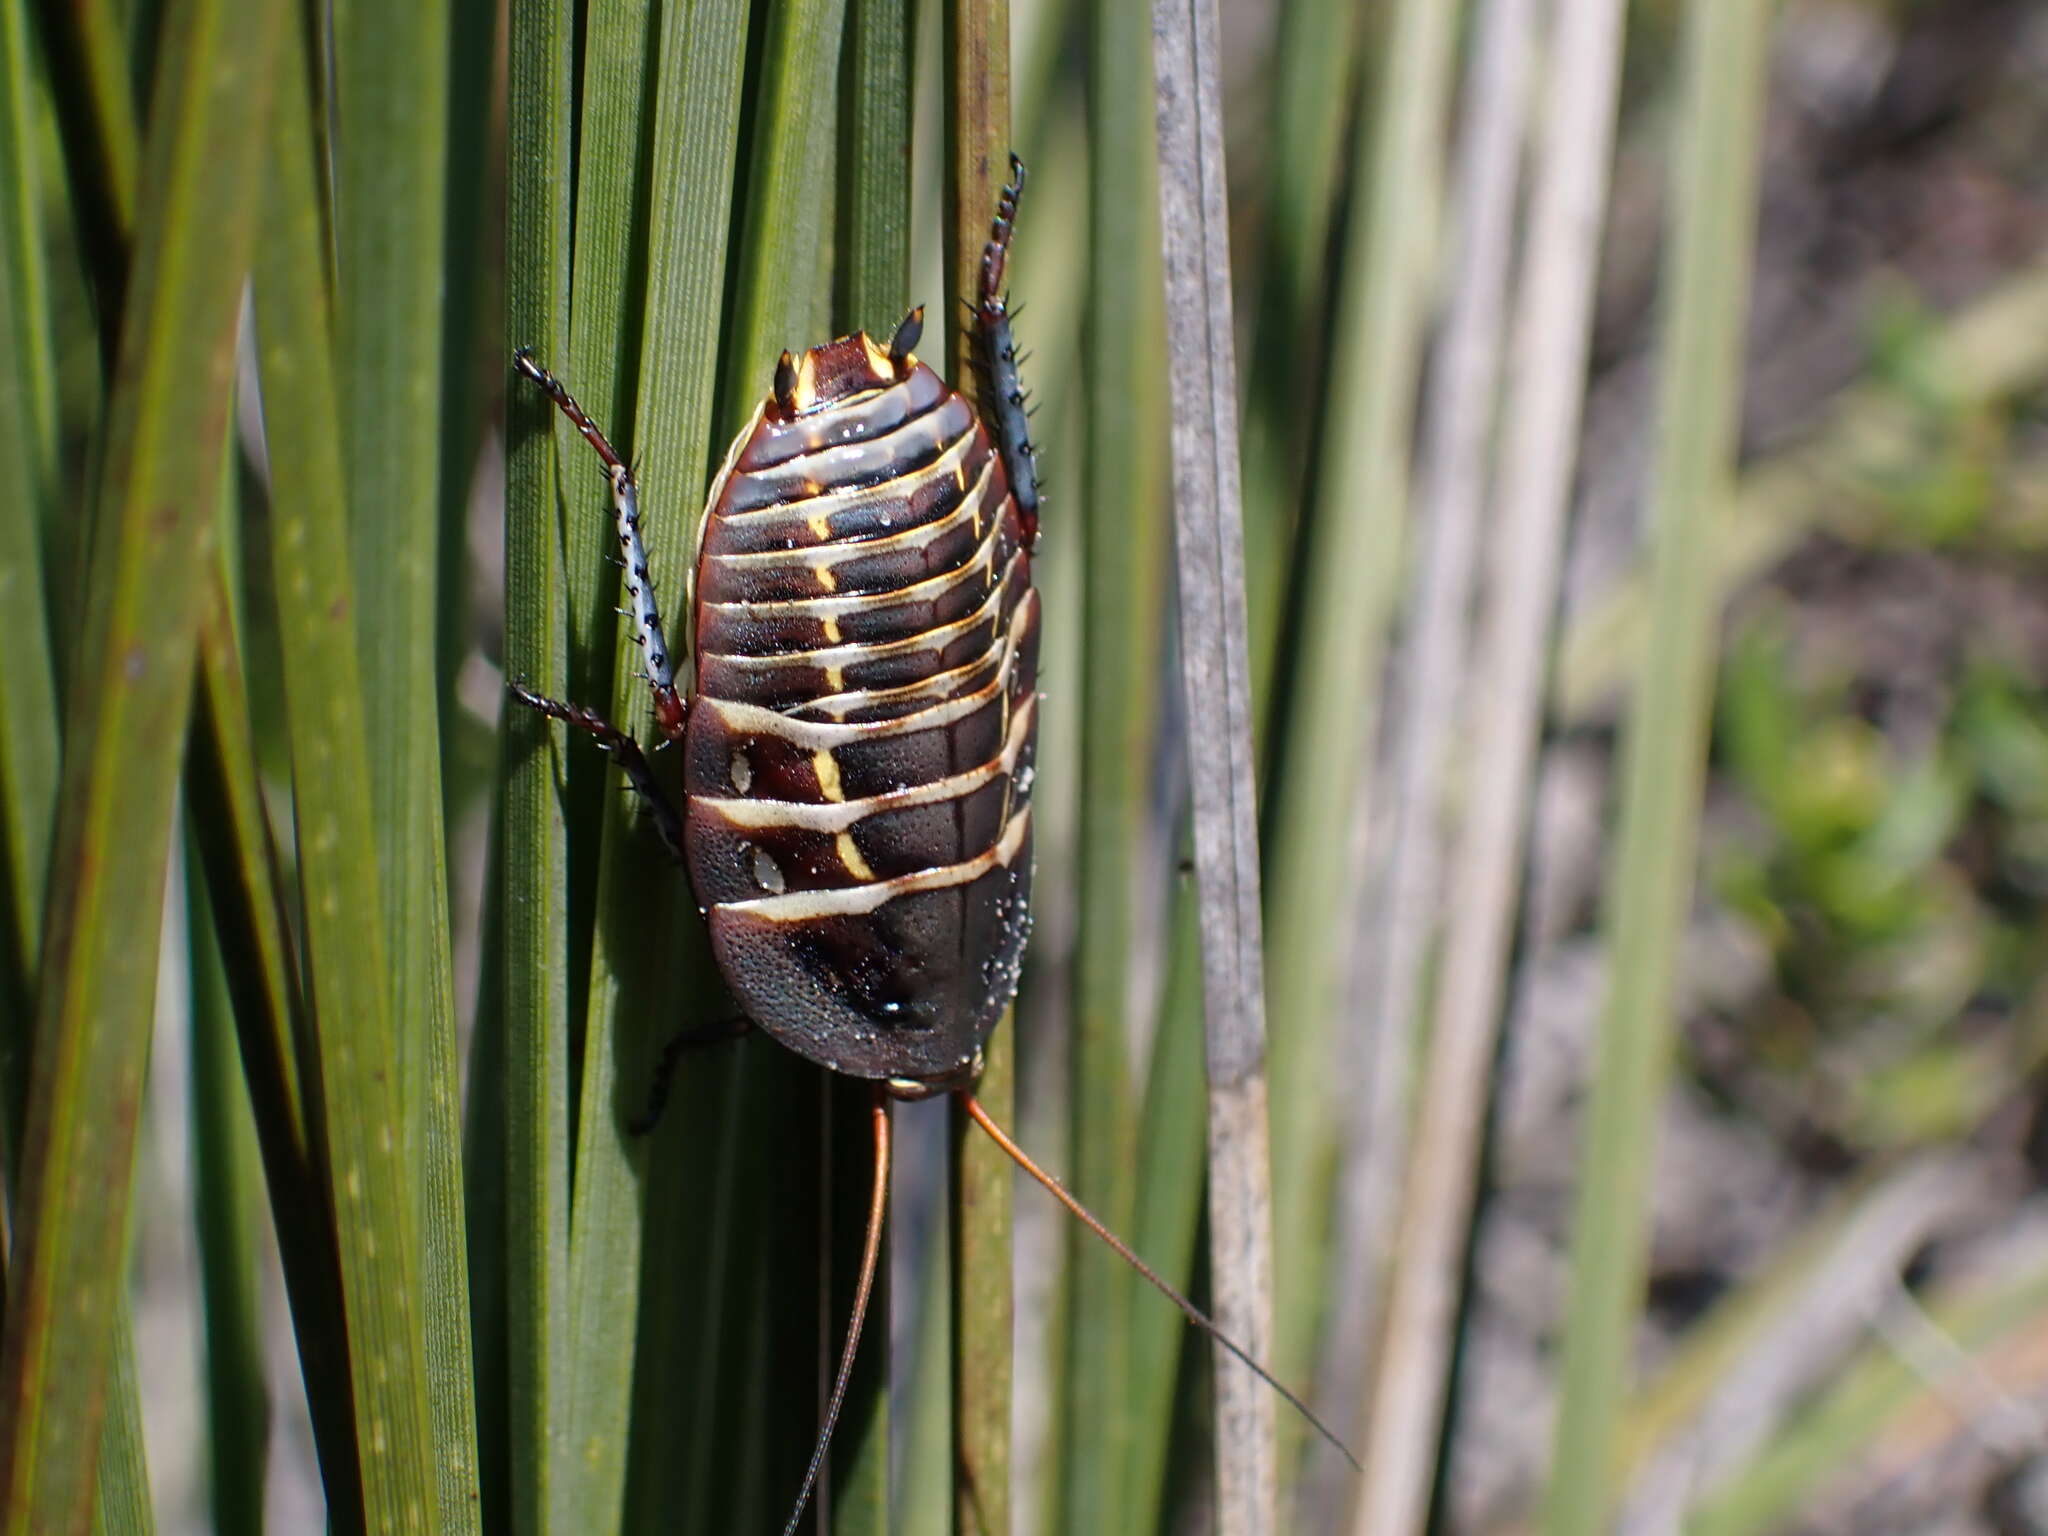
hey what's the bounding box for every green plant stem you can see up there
[950,1036,1013,1536]
[433,0,500,788]
[1538,2,1772,1530]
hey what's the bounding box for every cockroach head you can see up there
[773,332,909,417]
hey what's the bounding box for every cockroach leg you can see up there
[972,154,1041,545]
[626,1014,754,1136]
[511,351,687,741]
[506,681,685,861]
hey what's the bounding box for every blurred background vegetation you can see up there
[2,0,2047,1531]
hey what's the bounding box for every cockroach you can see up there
[510,154,1351,1531]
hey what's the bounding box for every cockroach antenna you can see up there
[775,1083,1354,1536]
[779,1090,890,1536]
[959,1093,1359,1472]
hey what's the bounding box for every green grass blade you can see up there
[32,0,138,343]
[942,2,1016,1527]
[1124,910,1207,1533]
[0,0,285,1519]
[630,1054,743,1536]
[433,0,501,783]
[607,3,750,1526]
[554,5,668,1523]
[838,0,914,339]
[186,843,270,1536]
[0,0,60,1041]
[977,116,1082,1531]
[92,1319,150,1536]
[256,12,446,1521]
[1256,0,1365,337]
[1046,2,1170,1525]
[1235,0,1365,715]
[329,0,477,1514]
[900,1183,954,1536]
[1537,2,1773,1529]
[716,0,850,436]
[562,0,657,692]
[1262,0,1459,1405]
[556,0,656,886]
[950,1037,1013,1536]
[188,566,364,1522]
[502,0,576,1523]
[628,0,750,513]
[461,806,510,1532]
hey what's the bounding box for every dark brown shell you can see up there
[682,332,1039,1086]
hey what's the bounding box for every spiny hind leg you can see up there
[507,682,685,862]
[629,1015,754,1134]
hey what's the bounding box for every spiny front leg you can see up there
[511,349,687,741]
[972,153,1041,545]
[507,682,685,862]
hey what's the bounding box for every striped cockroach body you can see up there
[511,156,1348,1532]
[681,299,1040,1091]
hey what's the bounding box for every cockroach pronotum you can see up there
[510,154,1352,1530]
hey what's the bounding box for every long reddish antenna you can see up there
[781,1088,892,1536]
[957,1091,1359,1471]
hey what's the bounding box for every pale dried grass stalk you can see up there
[1354,0,1628,1529]
[1320,0,1536,1520]
[1152,0,1279,1524]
